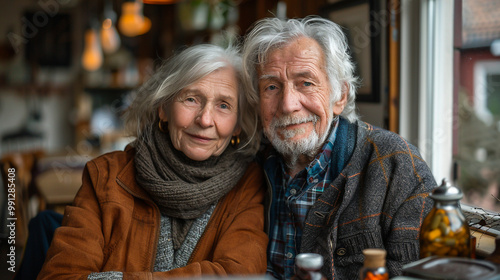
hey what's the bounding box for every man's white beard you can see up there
[264,114,333,169]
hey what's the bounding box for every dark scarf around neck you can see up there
[134,124,249,248]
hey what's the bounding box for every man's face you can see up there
[258,37,344,163]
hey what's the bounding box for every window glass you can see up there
[486,74,500,115]
[455,0,500,213]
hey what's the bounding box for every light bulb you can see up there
[82,28,103,71]
[101,18,121,54]
[118,1,151,37]
[143,0,178,4]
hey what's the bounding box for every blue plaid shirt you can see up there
[265,121,339,279]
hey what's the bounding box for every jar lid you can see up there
[430,179,463,201]
[295,253,323,269]
[363,249,387,268]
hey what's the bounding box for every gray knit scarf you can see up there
[134,124,248,249]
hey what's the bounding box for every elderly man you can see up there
[242,16,437,279]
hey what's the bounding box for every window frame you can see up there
[400,0,455,182]
[474,60,500,124]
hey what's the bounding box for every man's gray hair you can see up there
[242,16,359,122]
[123,44,260,157]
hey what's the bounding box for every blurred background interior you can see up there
[0,0,499,269]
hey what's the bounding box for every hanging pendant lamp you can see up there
[118,0,151,37]
[101,0,121,54]
[142,0,178,4]
[82,27,103,71]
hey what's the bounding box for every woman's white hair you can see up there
[242,16,359,122]
[123,44,260,157]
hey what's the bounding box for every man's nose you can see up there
[280,85,302,114]
[196,106,215,128]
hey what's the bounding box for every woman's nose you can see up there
[196,106,215,128]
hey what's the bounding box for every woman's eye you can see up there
[182,97,199,107]
[219,103,233,110]
[266,85,278,91]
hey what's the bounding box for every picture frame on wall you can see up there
[25,13,72,67]
[321,0,381,103]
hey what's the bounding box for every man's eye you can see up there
[220,103,229,109]
[304,81,312,86]
[267,85,278,91]
[186,97,196,103]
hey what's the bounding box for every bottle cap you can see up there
[295,253,323,269]
[430,178,463,201]
[362,249,386,268]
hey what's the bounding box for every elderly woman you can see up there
[38,44,267,279]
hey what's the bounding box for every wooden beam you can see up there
[388,0,400,133]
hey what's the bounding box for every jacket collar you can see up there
[116,145,153,202]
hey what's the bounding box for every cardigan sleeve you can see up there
[379,137,438,276]
[323,126,438,280]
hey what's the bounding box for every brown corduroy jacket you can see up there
[37,147,268,280]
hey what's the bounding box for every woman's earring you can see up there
[159,120,166,133]
[231,135,240,146]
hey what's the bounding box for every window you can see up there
[400,0,500,256]
[459,60,500,212]
[455,0,500,214]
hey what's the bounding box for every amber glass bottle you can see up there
[359,249,389,280]
[419,179,471,258]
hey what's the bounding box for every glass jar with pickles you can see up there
[420,179,471,258]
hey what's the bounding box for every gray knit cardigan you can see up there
[263,120,437,280]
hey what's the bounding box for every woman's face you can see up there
[159,67,240,161]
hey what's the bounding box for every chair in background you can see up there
[34,155,86,213]
[1,151,84,280]
[0,150,45,248]
[13,210,63,280]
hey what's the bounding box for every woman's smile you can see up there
[187,133,214,142]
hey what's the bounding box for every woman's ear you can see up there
[158,106,167,122]
[233,125,242,137]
